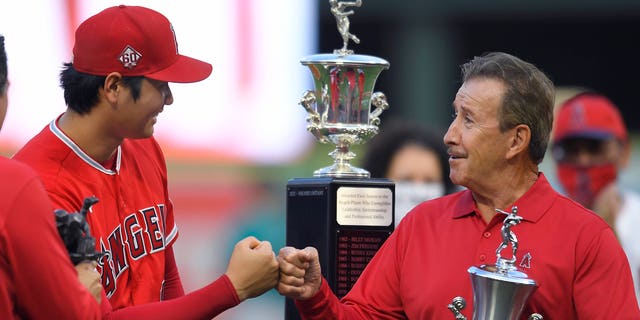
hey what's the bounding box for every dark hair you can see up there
[362,118,457,194]
[59,63,144,114]
[461,52,555,164]
[0,35,7,96]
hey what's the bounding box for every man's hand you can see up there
[75,261,102,303]
[276,246,322,300]
[592,182,622,233]
[225,236,279,302]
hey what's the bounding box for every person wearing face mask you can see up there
[551,91,640,304]
[361,118,458,226]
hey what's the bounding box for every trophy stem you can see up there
[313,141,370,178]
[332,142,354,161]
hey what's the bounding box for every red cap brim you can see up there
[145,55,212,83]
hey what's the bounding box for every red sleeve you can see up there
[294,223,406,319]
[102,275,240,319]
[295,278,345,320]
[3,171,101,319]
[162,245,184,299]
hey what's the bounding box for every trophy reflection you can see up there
[448,207,543,320]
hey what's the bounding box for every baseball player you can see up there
[13,5,278,318]
[0,35,102,319]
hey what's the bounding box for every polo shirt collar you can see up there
[452,172,556,223]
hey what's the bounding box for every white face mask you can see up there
[394,181,445,226]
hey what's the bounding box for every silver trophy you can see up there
[299,0,389,178]
[448,207,543,320]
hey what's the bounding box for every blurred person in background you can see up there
[361,118,457,225]
[551,91,640,304]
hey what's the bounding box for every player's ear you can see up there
[103,72,123,104]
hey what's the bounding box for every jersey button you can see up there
[479,254,486,262]
[483,232,491,238]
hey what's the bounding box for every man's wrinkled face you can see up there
[443,77,512,189]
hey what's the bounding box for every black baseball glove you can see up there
[54,196,105,265]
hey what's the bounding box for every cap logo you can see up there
[170,24,178,54]
[569,102,586,128]
[119,45,142,69]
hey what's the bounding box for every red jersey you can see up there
[296,173,640,319]
[13,120,178,309]
[0,157,101,319]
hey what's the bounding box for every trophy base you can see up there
[313,163,370,178]
[285,177,395,320]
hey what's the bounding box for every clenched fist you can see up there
[225,236,279,301]
[276,246,322,300]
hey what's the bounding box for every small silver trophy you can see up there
[299,0,390,178]
[448,207,543,320]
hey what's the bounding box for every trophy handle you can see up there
[299,90,328,143]
[369,91,389,126]
[299,90,319,120]
[447,296,467,320]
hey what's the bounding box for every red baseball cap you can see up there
[72,5,212,83]
[552,93,627,143]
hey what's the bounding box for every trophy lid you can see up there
[468,265,537,286]
[301,53,389,68]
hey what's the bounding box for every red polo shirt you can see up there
[295,173,640,319]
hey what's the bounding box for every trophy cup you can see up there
[448,207,544,320]
[299,2,389,178]
[285,1,394,319]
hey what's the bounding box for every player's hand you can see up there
[276,246,322,300]
[75,261,102,303]
[225,236,279,302]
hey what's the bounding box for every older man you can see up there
[277,52,640,319]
